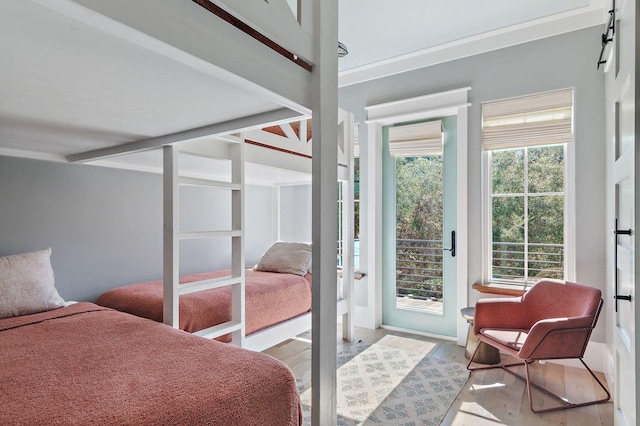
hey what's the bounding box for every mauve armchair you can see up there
[467,279,611,413]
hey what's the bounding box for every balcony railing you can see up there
[394,240,564,300]
[396,239,444,301]
[491,242,564,283]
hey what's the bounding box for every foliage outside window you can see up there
[483,89,572,285]
[489,145,565,283]
[395,156,444,300]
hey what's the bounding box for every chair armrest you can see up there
[518,315,594,359]
[474,297,531,335]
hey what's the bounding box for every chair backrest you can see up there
[521,280,602,326]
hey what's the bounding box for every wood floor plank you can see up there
[264,327,613,426]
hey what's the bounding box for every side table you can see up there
[461,307,500,364]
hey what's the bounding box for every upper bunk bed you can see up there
[1,0,313,163]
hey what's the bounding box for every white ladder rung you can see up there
[179,230,242,239]
[193,320,242,339]
[179,275,242,296]
[179,176,241,190]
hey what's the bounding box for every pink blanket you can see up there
[96,269,312,341]
[0,303,302,425]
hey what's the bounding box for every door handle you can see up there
[614,218,632,312]
[443,230,456,257]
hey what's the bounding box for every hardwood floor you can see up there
[264,327,613,426]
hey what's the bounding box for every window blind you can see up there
[388,120,443,157]
[482,89,573,151]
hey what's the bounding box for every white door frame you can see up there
[362,87,471,345]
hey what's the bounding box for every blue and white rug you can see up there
[297,342,469,426]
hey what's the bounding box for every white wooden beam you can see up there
[229,141,246,347]
[163,145,179,328]
[67,108,301,163]
[341,112,355,342]
[299,119,309,143]
[281,122,302,143]
[310,0,338,424]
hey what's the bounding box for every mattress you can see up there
[96,269,312,340]
[0,302,302,425]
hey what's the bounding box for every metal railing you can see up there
[491,242,564,283]
[394,240,564,299]
[396,239,444,301]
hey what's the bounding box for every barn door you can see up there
[604,0,637,424]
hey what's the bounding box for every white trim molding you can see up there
[363,87,471,345]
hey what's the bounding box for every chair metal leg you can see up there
[507,359,611,413]
[467,344,611,414]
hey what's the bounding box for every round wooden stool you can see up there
[461,307,501,364]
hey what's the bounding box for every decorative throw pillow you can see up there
[0,248,65,319]
[253,242,312,276]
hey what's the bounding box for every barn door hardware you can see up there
[614,218,632,312]
[597,0,615,69]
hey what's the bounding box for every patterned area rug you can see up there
[297,342,469,426]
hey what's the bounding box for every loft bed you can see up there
[1,0,341,423]
[94,111,356,352]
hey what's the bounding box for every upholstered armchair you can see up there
[468,279,610,413]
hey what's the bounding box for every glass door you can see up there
[382,116,457,337]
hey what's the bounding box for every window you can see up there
[483,89,573,285]
[337,125,360,269]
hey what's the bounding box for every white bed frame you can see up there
[34,0,340,423]
[158,110,355,353]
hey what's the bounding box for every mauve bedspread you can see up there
[96,269,312,340]
[0,303,302,425]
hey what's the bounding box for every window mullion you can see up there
[524,148,529,282]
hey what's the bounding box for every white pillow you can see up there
[253,242,312,276]
[0,248,65,319]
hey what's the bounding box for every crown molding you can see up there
[338,0,607,87]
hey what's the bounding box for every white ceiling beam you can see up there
[67,108,302,163]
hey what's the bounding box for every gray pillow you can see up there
[0,248,65,319]
[253,242,312,276]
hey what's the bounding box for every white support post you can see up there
[311,0,338,423]
[341,112,355,342]
[163,145,180,328]
[230,141,246,347]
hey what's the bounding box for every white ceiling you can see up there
[337,0,605,78]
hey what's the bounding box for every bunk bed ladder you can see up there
[163,137,246,346]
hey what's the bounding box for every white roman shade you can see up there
[482,89,573,151]
[388,120,443,157]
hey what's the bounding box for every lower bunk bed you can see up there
[97,269,313,346]
[0,249,302,425]
[96,242,351,352]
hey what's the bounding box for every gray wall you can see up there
[0,156,275,302]
[339,26,607,341]
[279,184,312,242]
